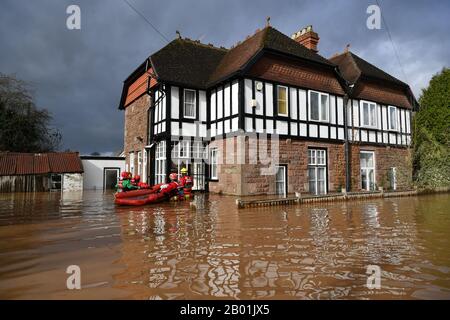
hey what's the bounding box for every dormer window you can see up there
[309,90,329,122]
[361,101,377,128]
[184,89,196,119]
[388,106,398,131]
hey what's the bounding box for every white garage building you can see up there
[80,155,125,190]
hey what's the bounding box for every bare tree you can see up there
[0,73,61,152]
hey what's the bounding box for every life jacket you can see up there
[179,175,193,195]
[138,182,149,189]
[159,181,179,198]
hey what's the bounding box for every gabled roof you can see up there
[209,26,334,85]
[329,51,407,86]
[0,152,83,176]
[150,39,227,89]
[329,51,418,109]
[119,26,339,108]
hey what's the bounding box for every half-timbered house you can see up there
[118,24,417,196]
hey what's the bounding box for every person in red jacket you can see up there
[178,167,193,200]
[164,172,180,200]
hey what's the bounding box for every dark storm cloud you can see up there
[1,0,448,153]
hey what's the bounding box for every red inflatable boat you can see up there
[114,184,162,199]
[114,182,178,206]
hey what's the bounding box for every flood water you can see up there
[0,191,449,300]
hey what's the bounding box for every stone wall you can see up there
[123,94,150,171]
[208,137,244,195]
[208,136,412,196]
[350,144,412,191]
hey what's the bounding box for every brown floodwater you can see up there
[0,191,449,300]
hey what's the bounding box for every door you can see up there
[360,151,375,191]
[275,165,287,197]
[192,162,205,191]
[308,149,327,195]
[104,168,120,190]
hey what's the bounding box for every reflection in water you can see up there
[0,191,449,299]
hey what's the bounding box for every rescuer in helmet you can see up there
[116,171,137,192]
[178,167,193,199]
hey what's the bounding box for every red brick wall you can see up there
[208,137,244,195]
[247,54,345,96]
[208,136,347,196]
[123,94,150,171]
[350,144,412,191]
[208,136,412,196]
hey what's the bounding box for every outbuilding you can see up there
[80,155,125,190]
[0,152,84,192]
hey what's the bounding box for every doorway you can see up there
[103,168,120,190]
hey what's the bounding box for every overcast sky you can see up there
[0,0,449,154]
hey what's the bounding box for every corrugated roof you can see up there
[0,152,83,176]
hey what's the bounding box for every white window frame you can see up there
[388,106,398,131]
[183,89,196,119]
[142,149,147,183]
[275,165,287,197]
[155,141,166,184]
[308,90,329,122]
[210,148,218,180]
[361,100,378,128]
[277,85,288,116]
[390,167,397,191]
[360,150,376,191]
[308,149,327,195]
[129,152,135,175]
[137,151,142,176]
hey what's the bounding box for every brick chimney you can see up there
[291,25,320,53]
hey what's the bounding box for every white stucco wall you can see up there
[62,173,83,191]
[81,157,125,190]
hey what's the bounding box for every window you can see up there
[142,149,147,183]
[277,86,288,116]
[184,89,196,118]
[129,152,135,175]
[155,142,166,184]
[388,106,398,131]
[389,167,397,191]
[360,151,375,191]
[309,91,329,122]
[308,149,327,195]
[275,165,287,197]
[50,174,62,190]
[192,141,205,159]
[361,101,377,127]
[137,151,142,176]
[210,148,218,180]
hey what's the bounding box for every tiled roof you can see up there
[0,152,83,176]
[149,26,335,88]
[329,51,406,86]
[150,39,227,89]
[329,51,418,109]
